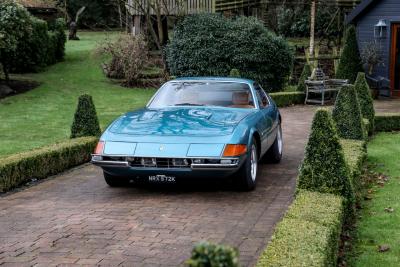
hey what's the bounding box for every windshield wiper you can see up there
[174,103,205,106]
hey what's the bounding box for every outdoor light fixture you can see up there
[374,19,387,39]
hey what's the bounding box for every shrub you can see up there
[269,91,305,107]
[70,94,101,138]
[0,0,32,80]
[297,63,312,92]
[355,72,375,134]
[0,137,97,192]
[336,26,363,83]
[99,34,148,86]
[0,1,66,77]
[375,113,400,132]
[229,68,241,77]
[340,139,367,201]
[166,14,294,92]
[256,191,344,267]
[297,108,354,204]
[53,18,67,61]
[186,242,239,267]
[332,84,366,140]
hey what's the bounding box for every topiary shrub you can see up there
[375,113,400,132]
[229,68,241,77]
[354,72,375,134]
[332,84,365,140]
[53,18,67,61]
[297,63,312,92]
[186,242,239,267]
[297,108,354,205]
[336,26,363,84]
[166,14,294,92]
[70,94,101,138]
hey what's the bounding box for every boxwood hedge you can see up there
[355,72,375,135]
[256,191,344,267]
[332,84,366,140]
[297,63,312,92]
[0,137,97,192]
[375,113,400,132]
[298,108,355,204]
[270,91,305,107]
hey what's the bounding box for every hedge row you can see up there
[341,139,367,201]
[270,91,305,107]
[375,113,400,132]
[0,1,66,75]
[0,137,97,192]
[257,111,368,266]
[256,190,344,267]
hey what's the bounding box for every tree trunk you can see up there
[309,0,316,59]
[156,5,164,45]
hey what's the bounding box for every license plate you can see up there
[148,175,176,183]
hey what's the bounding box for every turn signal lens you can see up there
[94,141,105,154]
[223,144,247,157]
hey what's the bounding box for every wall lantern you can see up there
[374,19,387,39]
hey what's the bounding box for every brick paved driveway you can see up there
[0,105,316,267]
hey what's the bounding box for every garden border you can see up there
[0,137,97,193]
[256,127,367,266]
[375,113,400,132]
[270,91,305,107]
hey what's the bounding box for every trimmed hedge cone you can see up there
[297,108,354,204]
[336,26,363,84]
[297,63,312,92]
[355,72,375,134]
[70,94,101,138]
[332,84,365,140]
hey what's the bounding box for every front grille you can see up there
[129,157,192,169]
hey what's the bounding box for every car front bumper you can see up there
[91,154,244,179]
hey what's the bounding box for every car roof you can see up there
[171,77,255,85]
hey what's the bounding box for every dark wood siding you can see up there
[355,0,400,79]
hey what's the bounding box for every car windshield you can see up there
[148,81,255,109]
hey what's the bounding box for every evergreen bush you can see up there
[186,242,239,267]
[70,95,101,138]
[336,26,363,83]
[354,72,375,134]
[166,14,293,92]
[332,84,365,140]
[297,63,312,92]
[0,1,66,76]
[229,68,241,77]
[297,108,354,204]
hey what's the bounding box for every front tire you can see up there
[265,123,283,163]
[103,172,128,187]
[235,138,258,191]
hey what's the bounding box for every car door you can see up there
[253,83,275,155]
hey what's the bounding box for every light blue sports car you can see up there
[92,77,282,190]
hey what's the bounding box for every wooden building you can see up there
[16,0,58,21]
[347,0,400,97]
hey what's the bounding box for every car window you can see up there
[148,81,256,109]
[254,83,270,108]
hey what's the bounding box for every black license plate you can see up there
[148,175,176,183]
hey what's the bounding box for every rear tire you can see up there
[103,172,128,187]
[235,138,258,191]
[265,123,283,163]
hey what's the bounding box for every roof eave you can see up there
[345,0,378,25]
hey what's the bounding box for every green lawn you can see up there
[351,132,400,266]
[0,31,156,158]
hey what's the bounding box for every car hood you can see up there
[108,107,255,136]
